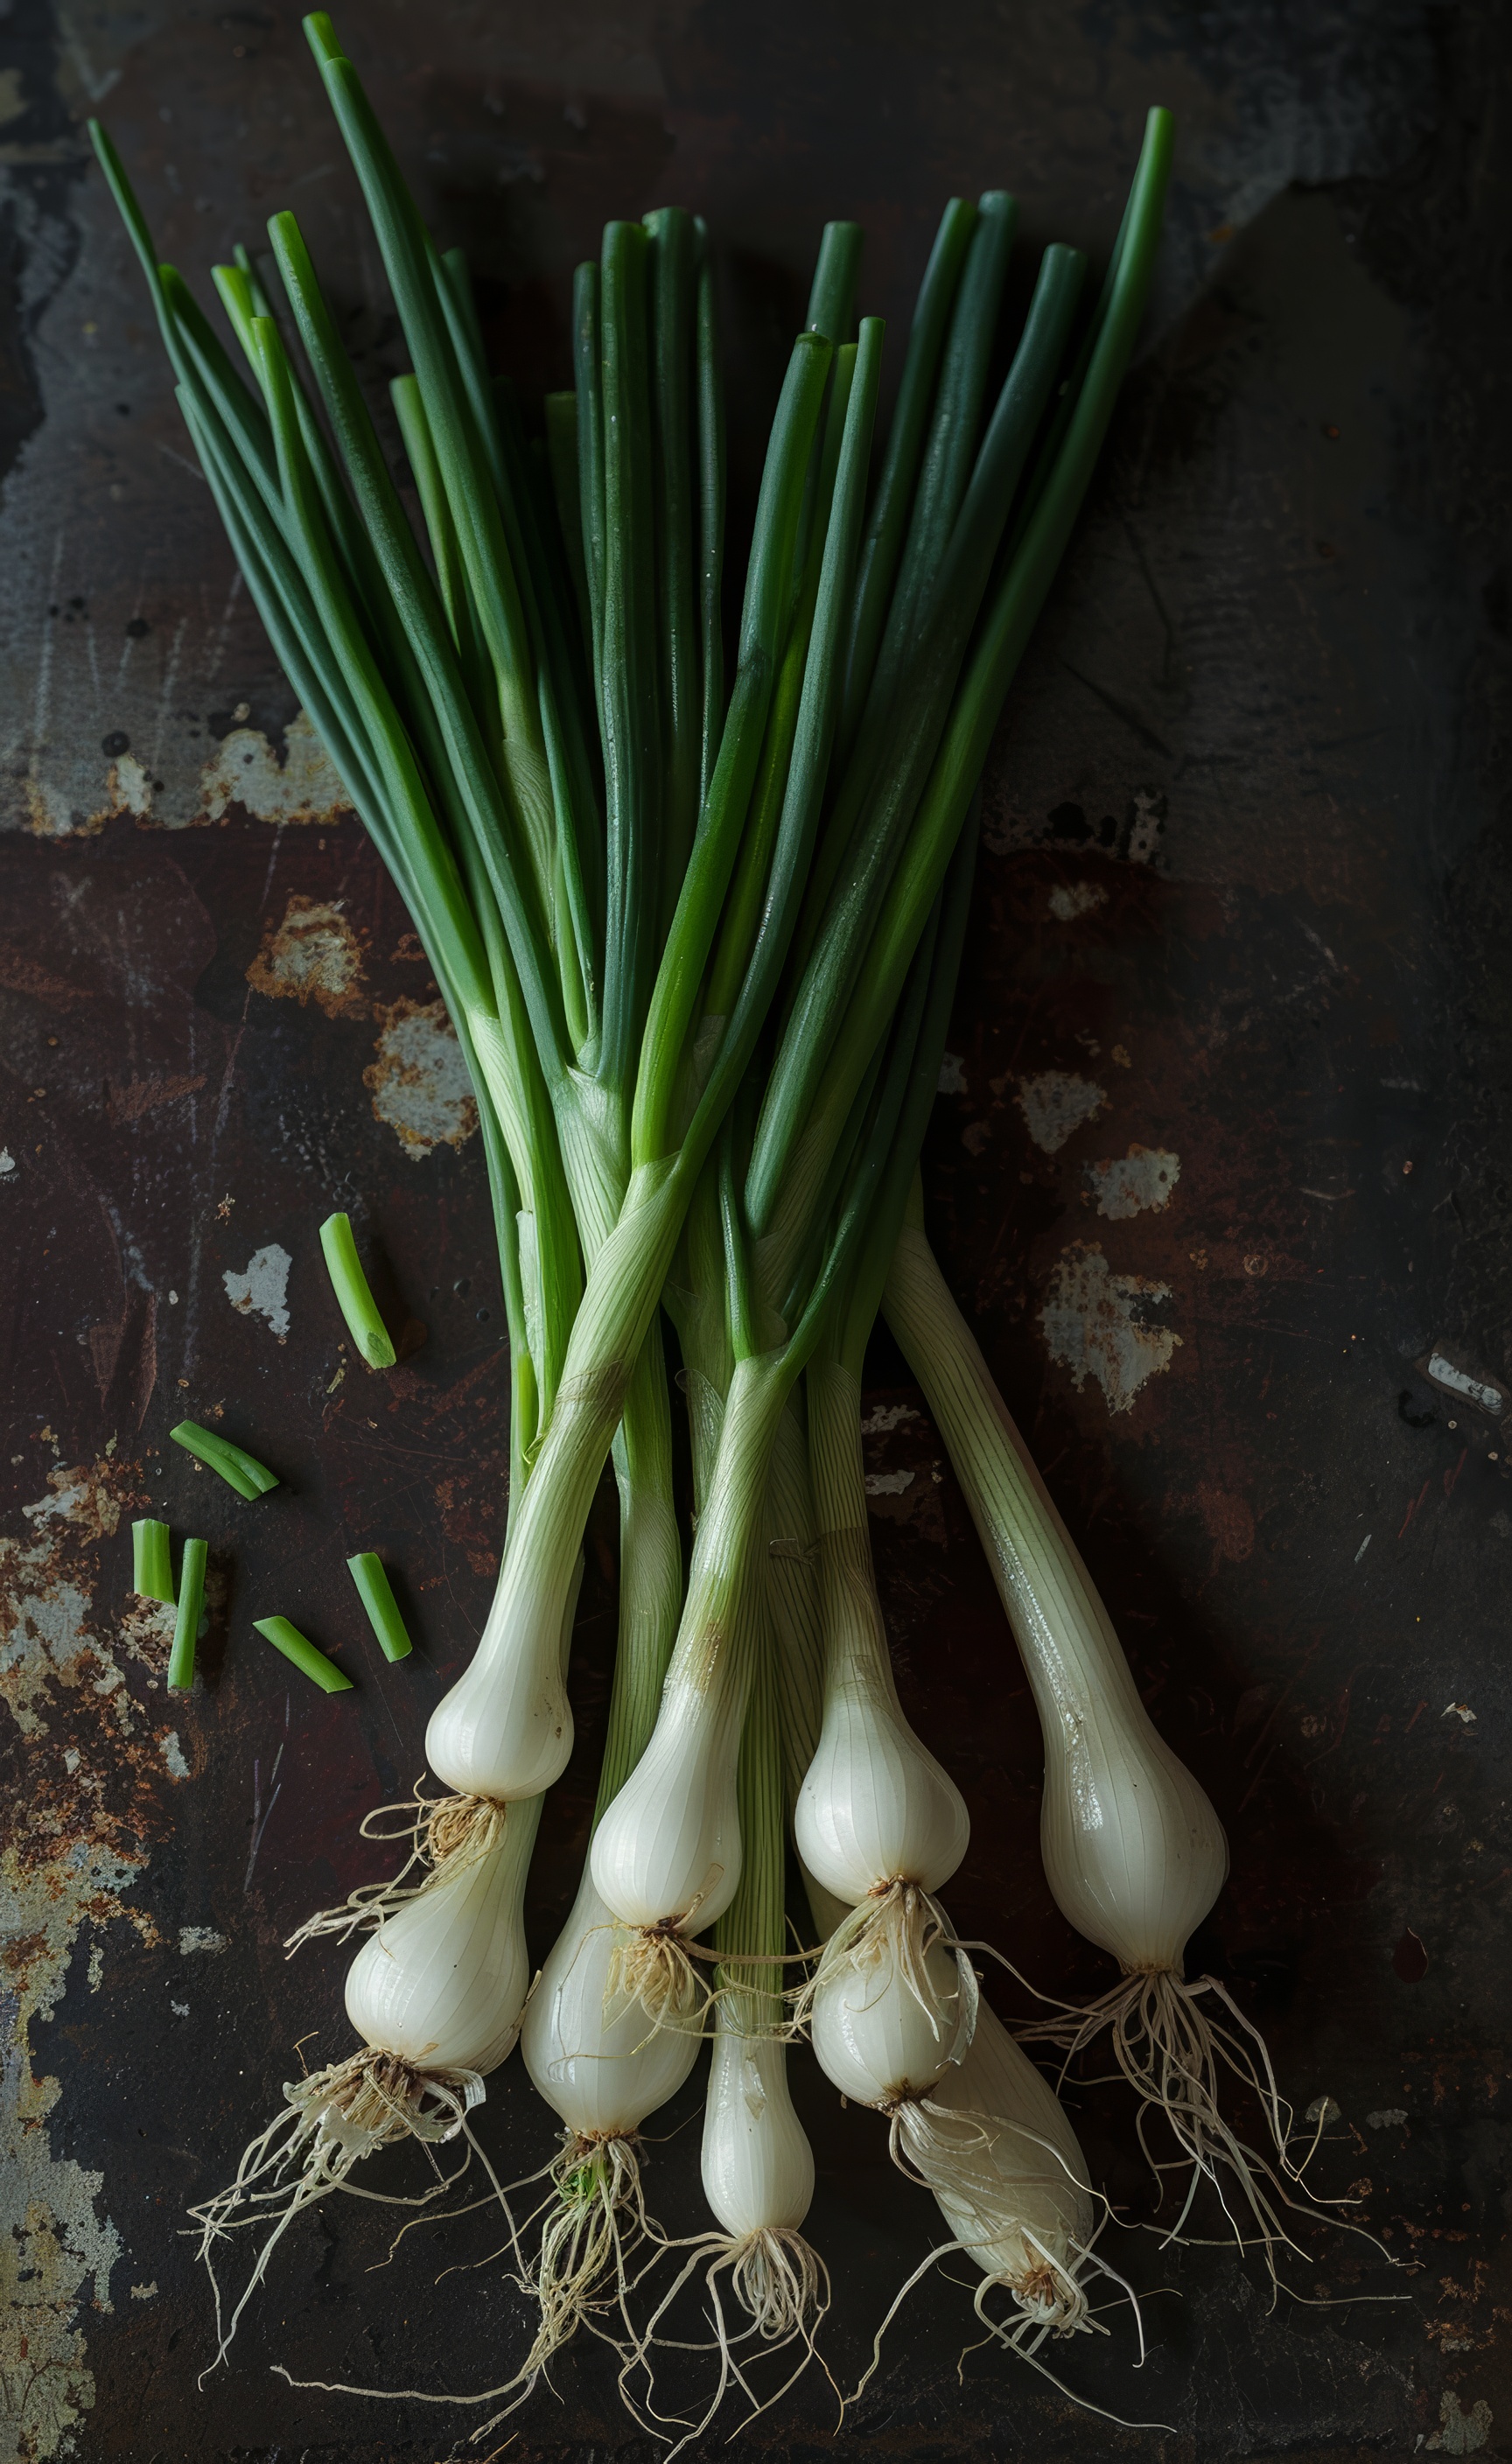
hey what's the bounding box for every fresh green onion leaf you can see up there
[318,1211,397,1368]
[132,1517,174,1604]
[346,1551,414,1662]
[170,1419,278,1498]
[167,1536,208,1691]
[255,1614,354,1693]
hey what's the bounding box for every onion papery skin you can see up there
[343,1799,540,2079]
[886,1217,1228,1972]
[701,2030,814,2240]
[794,1659,969,1905]
[809,1912,963,2104]
[922,2000,1093,2296]
[521,1872,702,2138]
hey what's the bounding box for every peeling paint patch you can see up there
[860,1402,919,1436]
[864,1468,916,1497]
[1,1452,172,2464]
[1426,2390,1493,2453]
[1040,1242,1182,1415]
[178,1926,227,1956]
[223,1242,292,1340]
[158,1730,190,1779]
[365,998,479,1158]
[1085,1144,1181,1219]
[1366,2108,1408,2128]
[246,892,367,1018]
[1016,1069,1108,1155]
[936,1052,968,1094]
[200,710,353,826]
[1047,880,1108,920]
[21,1462,124,1544]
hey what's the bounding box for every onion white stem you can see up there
[883,1191,1373,2272]
[514,1870,704,2387]
[591,1349,793,1940]
[796,1348,973,2066]
[857,1999,1170,2428]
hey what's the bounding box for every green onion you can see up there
[255,1614,354,1693]
[171,1419,278,1498]
[318,1211,396,1368]
[346,1551,413,1662]
[131,1517,174,1603]
[167,1536,208,1690]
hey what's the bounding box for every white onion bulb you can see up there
[588,1679,745,1932]
[809,1916,964,2105]
[797,1359,970,1904]
[923,1998,1093,2292]
[343,1798,539,2079]
[795,1662,969,1905]
[424,1564,576,1804]
[886,1215,1228,1973]
[521,1872,702,2138]
[701,2030,814,2239]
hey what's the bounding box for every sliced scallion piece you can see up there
[255,1615,353,1693]
[171,1419,279,1498]
[346,1551,413,1662]
[131,1516,174,1604]
[167,1536,208,1691]
[318,1211,397,1368]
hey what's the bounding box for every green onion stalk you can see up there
[88,16,708,2343]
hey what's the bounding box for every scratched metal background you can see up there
[2,2,1509,2459]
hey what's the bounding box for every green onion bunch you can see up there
[89,24,1366,2433]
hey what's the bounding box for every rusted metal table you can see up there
[3,3,1508,2458]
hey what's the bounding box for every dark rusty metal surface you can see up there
[2,3,1509,2459]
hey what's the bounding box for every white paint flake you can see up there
[1040,1242,1182,1415]
[0,1148,15,1174]
[1365,2109,1408,2129]
[365,998,479,1157]
[1084,1144,1181,1220]
[223,1242,292,1339]
[158,1729,190,1778]
[864,1469,916,1497]
[1016,1069,1108,1155]
[1047,881,1108,920]
[936,1052,968,1094]
[1426,2390,1493,2453]
[177,1926,227,1956]
[859,1402,920,1436]
[1442,1702,1476,1725]
[130,2283,158,2300]
[200,710,353,825]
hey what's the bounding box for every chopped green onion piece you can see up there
[346,1552,413,1662]
[318,1211,397,1368]
[167,1536,208,1691]
[255,1615,354,1693]
[171,1420,279,1498]
[131,1517,174,1604]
